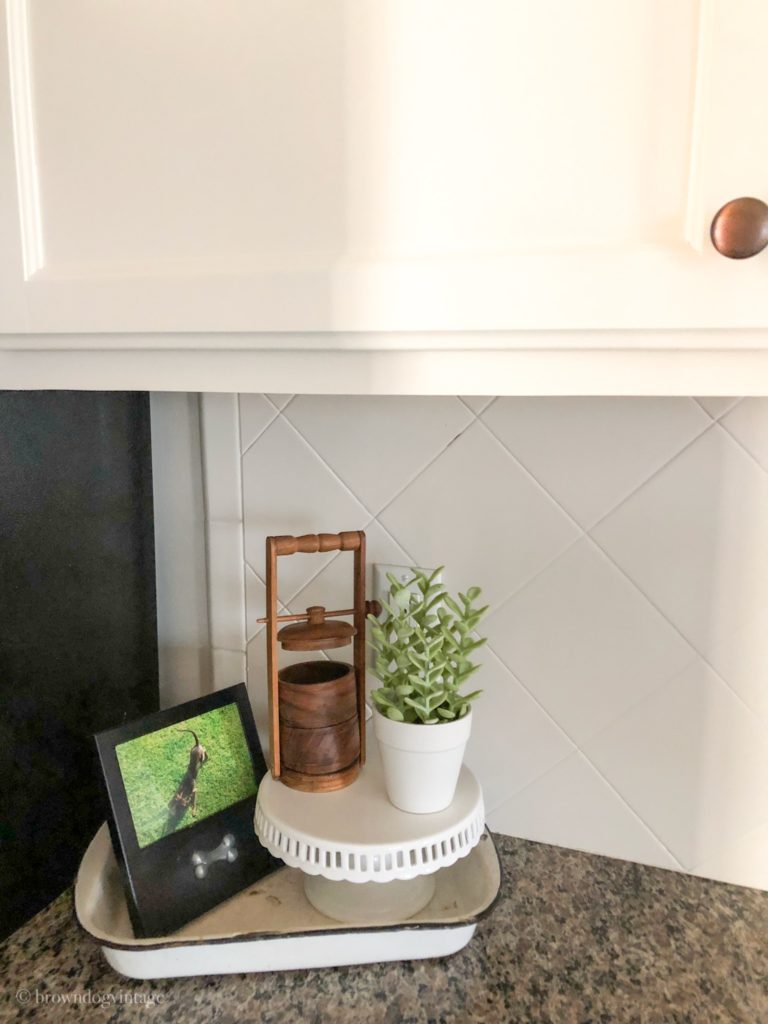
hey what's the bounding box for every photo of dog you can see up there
[114,703,258,848]
[166,728,209,833]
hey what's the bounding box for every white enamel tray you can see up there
[74,823,501,979]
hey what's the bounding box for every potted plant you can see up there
[367,567,487,813]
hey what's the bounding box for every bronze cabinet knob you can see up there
[710,196,768,259]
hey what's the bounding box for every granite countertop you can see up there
[2,833,767,1024]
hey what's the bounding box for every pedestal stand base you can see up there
[303,873,437,924]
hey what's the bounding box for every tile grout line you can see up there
[243,403,378,612]
[478,407,768,728]
[479,415,718,635]
[364,398,487,577]
[488,747,686,872]
[482,400,714,539]
[585,416,717,533]
[585,527,768,732]
[281,396,481,526]
[248,396,484,590]
[368,517,418,567]
[275,405,379,522]
[481,637,686,869]
[694,397,743,421]
[714,415,768,478]
[239,394,282,458]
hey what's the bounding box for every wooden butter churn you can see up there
[259,531,380,792]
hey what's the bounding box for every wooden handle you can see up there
[272,532,362,556]
[710,196,768,259]
[256,600,382,626]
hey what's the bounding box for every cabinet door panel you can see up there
[1,0,767,332]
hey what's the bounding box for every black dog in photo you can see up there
[166,729,208,834]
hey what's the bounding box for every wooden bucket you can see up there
[278,661,360,782]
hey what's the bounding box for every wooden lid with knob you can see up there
[277,606,356,652]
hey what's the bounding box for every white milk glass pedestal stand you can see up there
[255,735,485,925]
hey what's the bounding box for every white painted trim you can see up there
[5,0,43,277]
[199,394,247,691]
[684,0,714,252]
[2,328,768,352]
[4,346,768,396]
[149,393,211,707]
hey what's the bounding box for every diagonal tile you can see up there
[239,394,280,452]
[379,421,580,608]
[283,396,473,514]
[695,397,741,420]
[719,398,768,470]
[484,538,695,744]
[288,520,412,616]
[584,659,768,869]
[463,648,574,814]
[242,417,369,603]
[705,605,768,726]
[487,752,678,870]
[460,396,495,415]
[592,426,768,657]
[483,398,709,528]
[267,395,293,411]
[693,821,768,892]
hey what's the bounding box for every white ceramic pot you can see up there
[373,709,472,814]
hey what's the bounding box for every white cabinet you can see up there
[1,0,768,339]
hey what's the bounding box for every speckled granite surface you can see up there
[1,833,767,1024]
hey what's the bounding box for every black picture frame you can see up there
[95,682,280,937]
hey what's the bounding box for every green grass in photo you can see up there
[115,703,258,848]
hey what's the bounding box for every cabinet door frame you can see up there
[2,0,768,355]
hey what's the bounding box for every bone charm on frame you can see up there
[191,834,238,879]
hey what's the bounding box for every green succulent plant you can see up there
[367,567,488,724]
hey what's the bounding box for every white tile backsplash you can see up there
[487,752,680,870]
[584,659,768,869]
[720,398,768,471]
[484,538,696,744]
[593,425,768,656]
[483,397,709,528]
[706,605,768,726]
[695,397,741,420]
[379,421,580,607]
[199,394,768,891]
[239,393,280,452]
[283,395,473,514]
[241,415,369,602]
[463,647,574,814]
